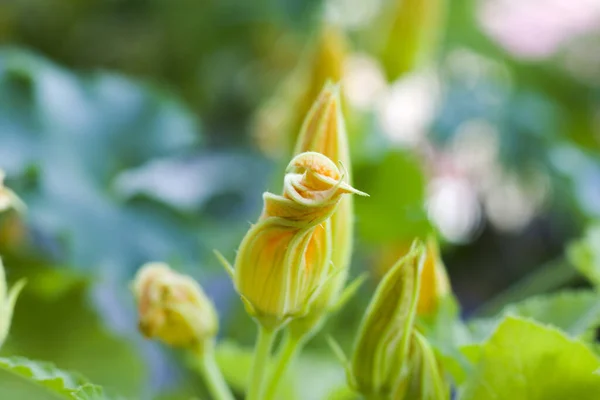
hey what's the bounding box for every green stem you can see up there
[264,333,304,400]
[196,345,235,400]
[247,325,277,400]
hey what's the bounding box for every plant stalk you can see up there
[247,325,277,400]
[196,344,235,400]
[264,332,305,400]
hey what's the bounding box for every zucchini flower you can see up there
[288,82,355,338]
[233,151,366,330]
[349,242,425,398]
[132,262,218,351]
[417,237,451,316]
[0,258,25,349]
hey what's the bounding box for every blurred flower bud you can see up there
[253,26,347,158]
[374,237,451,317]
[132,263,218,350]
[288,82,355,338]
[349,242,425,397]
[373,241,413,279]
[0,258,25,349]
[0,170,25,213]
[373,0,446,81]
[394,332,448,400]
[234,152,366,330]
[417,237,451,316]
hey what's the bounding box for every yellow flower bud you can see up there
[374,0,446,81]
[0,258,26,349]
[349,242,425,397]
[417,237,451,316]
[288,82,355,338]
[253,25,347,158]
[234,152,366,329]
[132,263,218,349]
[374,237,451,317]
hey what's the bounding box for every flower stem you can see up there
[248,325,277,400]
[196,345,235,400]
[264,332,304,400]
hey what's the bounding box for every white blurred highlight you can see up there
[342,54,387,111]
[450,119,500,184]
[484,171,549,232]
[377,70,440,147]
[427,176,482,243]
[479,0,600,59]
[326,0,382,29]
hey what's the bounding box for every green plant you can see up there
[1,78,599,400]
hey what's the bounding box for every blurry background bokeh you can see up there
[0,0,599,398]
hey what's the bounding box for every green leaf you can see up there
[0,356,107,399]
[1,276,145,397]
[460,316,600,400]
[355,150,429,243]
[568,226,600,287]
[468,290,600,342]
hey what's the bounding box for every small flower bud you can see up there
[234,152,366,329]
[0,170,25,213]
[417,237,451,316]
[0,258,25,349]
[132,263,218,350]
[349,242,425,397]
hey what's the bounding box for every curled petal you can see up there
[233,151,366,327]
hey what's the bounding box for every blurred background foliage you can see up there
[0,0,599,398]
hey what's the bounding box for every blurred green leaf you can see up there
[0,356,108,399]
[460,316,600,400]
[0,47,205,276]
[469,290,600,343]
[568,225,600,287]
[1,278,145,397]
[355,150,429,244]
[214,341,253,396]
[419,296,472,385]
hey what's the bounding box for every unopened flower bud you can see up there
[132,263,218,350]
[394,332,448,400]
[288,82,355,338]
[374,0,445,81]
[233,152,366,330]
[417,237,451,316]
[349,242,425,397]
[253,26,348,158]
[0,258,25,349]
